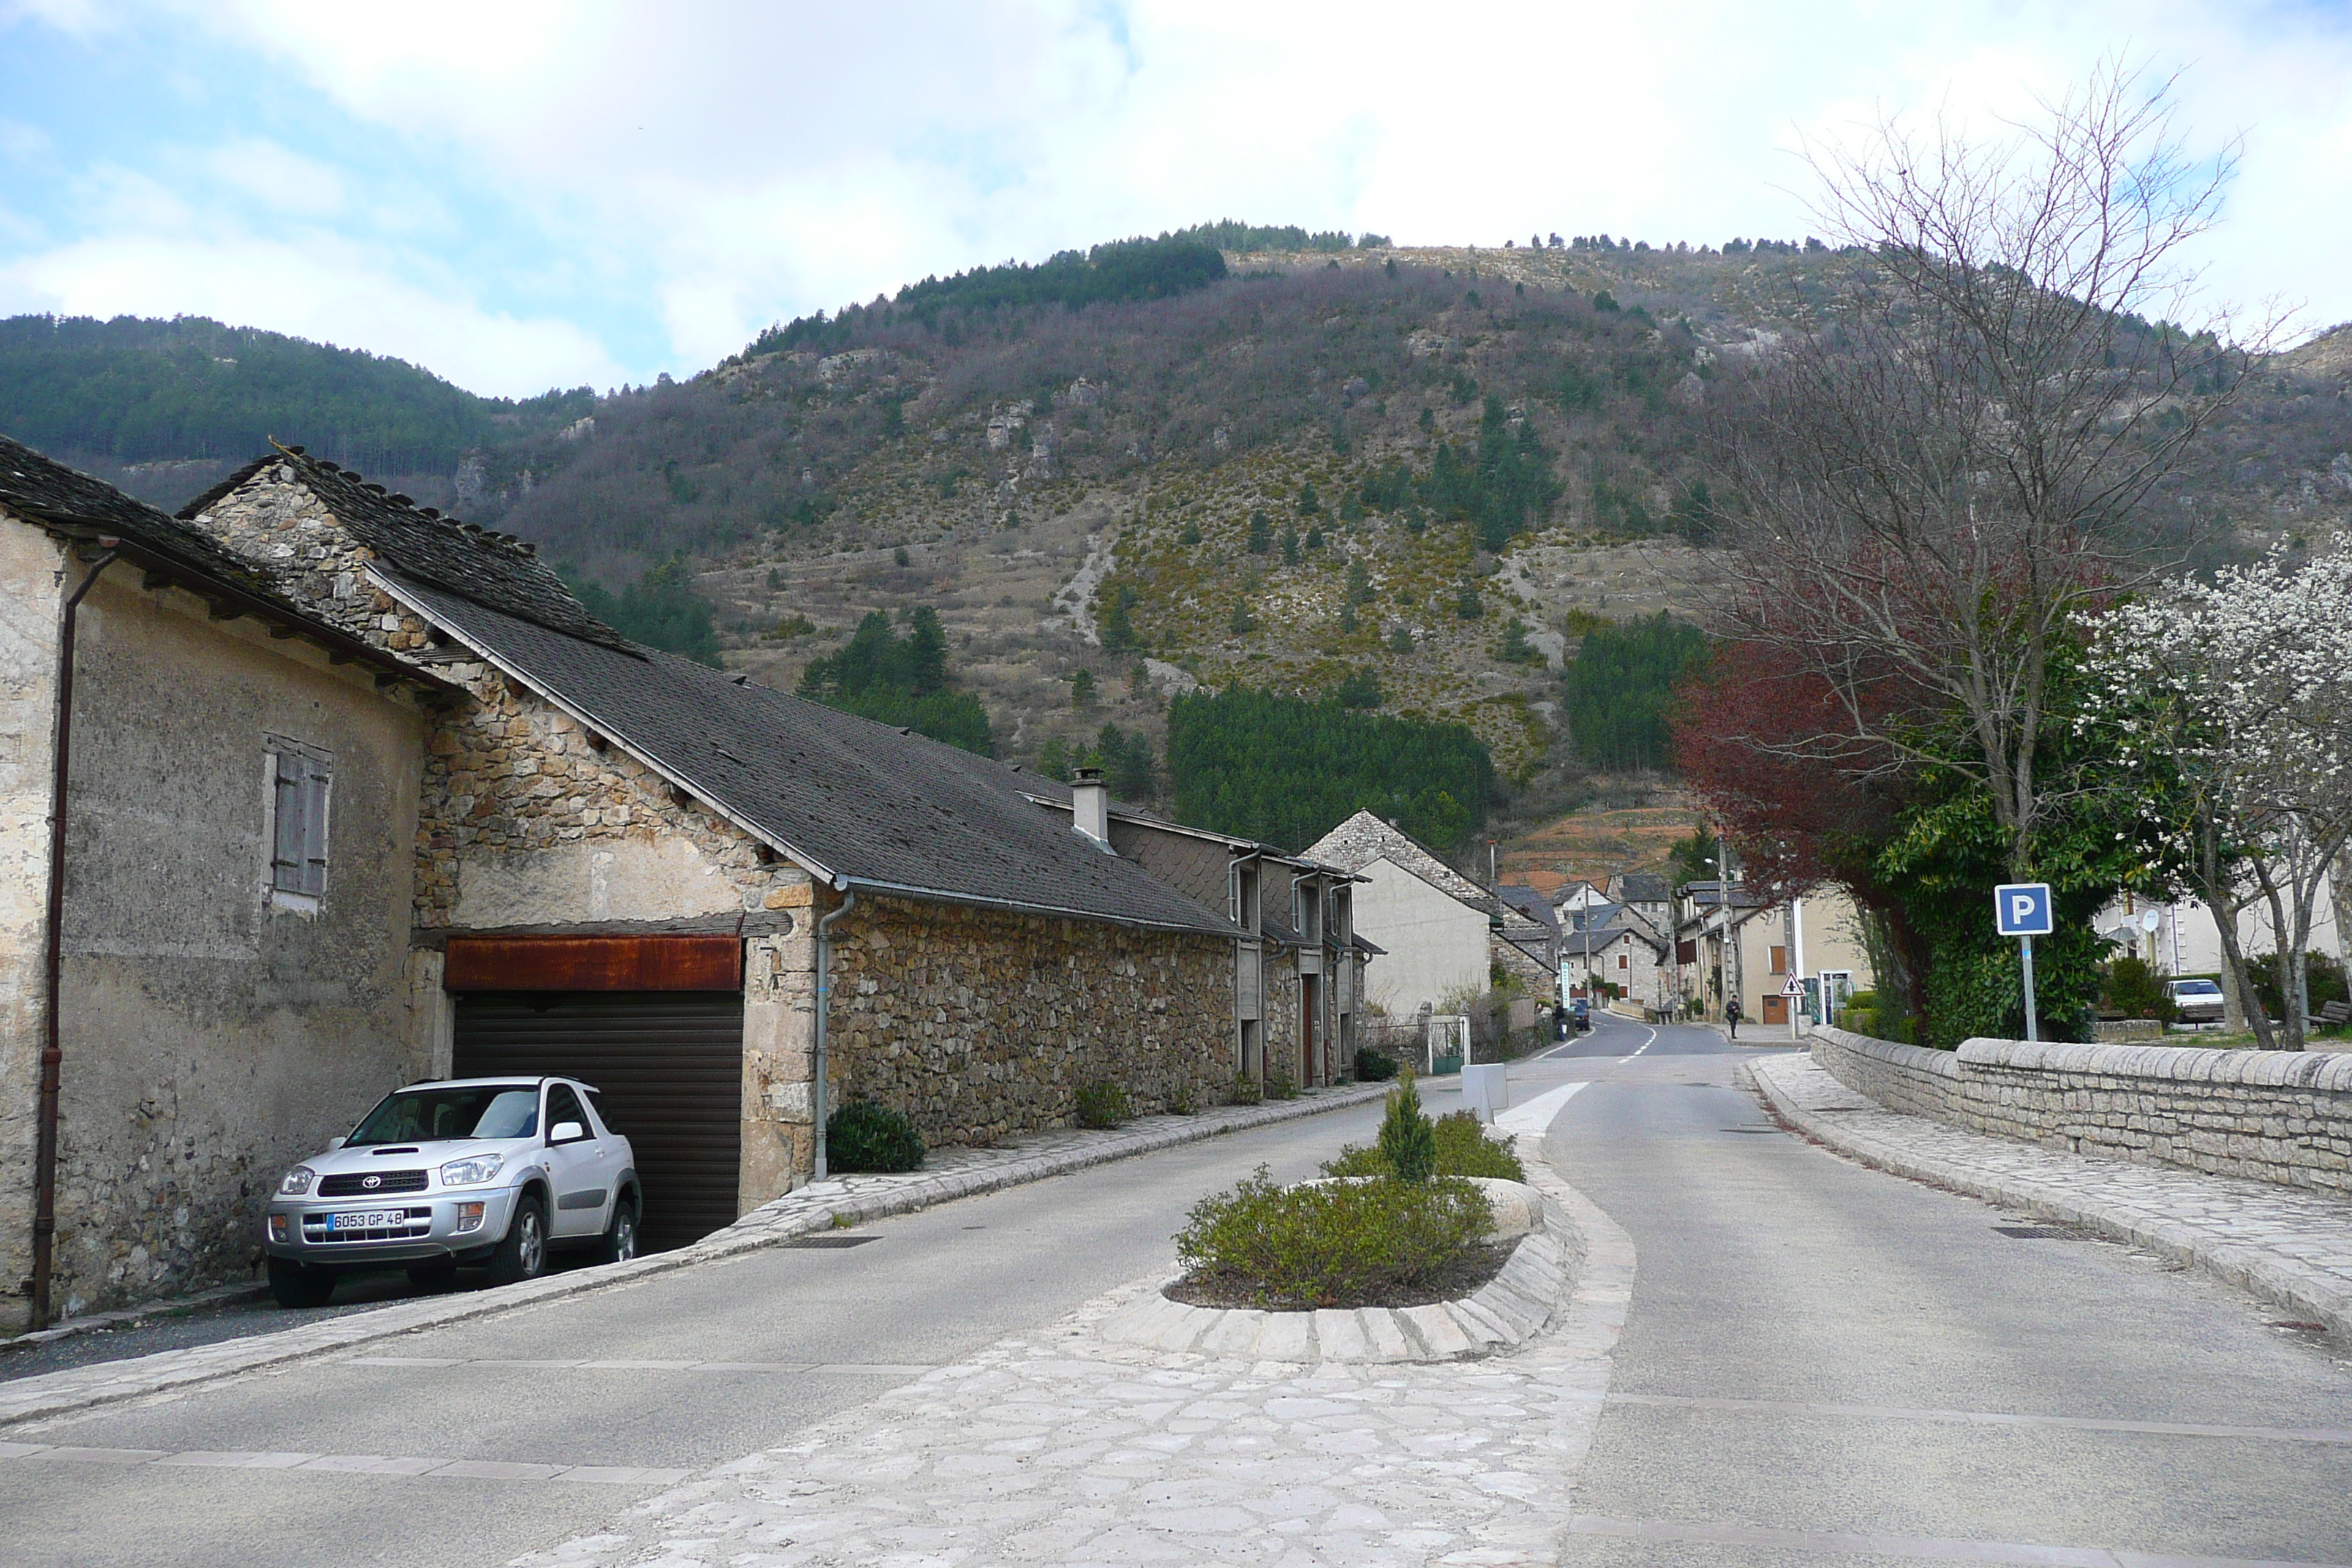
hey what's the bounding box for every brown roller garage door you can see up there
[452,992,743,1253]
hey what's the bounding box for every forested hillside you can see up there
[6,230,2347,871]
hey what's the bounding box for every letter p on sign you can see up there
[1994,883,2054,937]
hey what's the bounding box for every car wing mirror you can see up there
[327,1136,346,1151]
[549,1120,586,1144]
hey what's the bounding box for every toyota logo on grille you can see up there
[361,1175,382,1190]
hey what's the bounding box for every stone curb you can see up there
[1744,1055,2352,1342]
[1097,1179,1567,1363]
[0,1084,1387,1429]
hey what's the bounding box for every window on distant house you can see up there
[266,737,333,908]
[1770,945,1787,974]
[1617,954,1627,970]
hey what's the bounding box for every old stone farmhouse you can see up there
[0,437,1335,1330]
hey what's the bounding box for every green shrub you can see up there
[2103,955,2176,1022]
[826,1100,925,1173]
[1074,1082,1133,1129]
[1432,1111,1526,1179]
[1324,1109,1524,1181]
[1230,1072,1264,1106]
[1354,1046,1398,1081]
[1377,1071,1438,1183]
[1264,1068,1298,1101]
[1166,1082,1198,1115]
[1175,1166,1494,1308]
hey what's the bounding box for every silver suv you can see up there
[263,1077,638,1308]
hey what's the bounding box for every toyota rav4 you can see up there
[263,1076,638,1308]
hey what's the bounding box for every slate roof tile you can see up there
[388,576,1237,937]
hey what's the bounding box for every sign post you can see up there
[1781,975,1805,1040]
[1994,883,2055,1041]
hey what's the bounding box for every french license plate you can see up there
[331,1210,407,1231]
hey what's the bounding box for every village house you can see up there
[1676,878,1874,1029]
[1304,810,1542,1020]
[1024,776,1371,1088]
[1,437,1320,1329]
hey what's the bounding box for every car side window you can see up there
[546,1085,589,1142]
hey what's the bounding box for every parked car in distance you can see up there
[1568,998,1591,1031]
[2167,979,2226,1025]
[263,1077,638,1308]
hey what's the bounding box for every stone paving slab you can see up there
[504,1134,1643,1568]
[0,1085,1386,1430]
[1748,1052,2352,1340]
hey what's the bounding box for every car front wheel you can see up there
[267,1256,336,1309]
[598,1197,639,1266]
[486,1194,548,1286]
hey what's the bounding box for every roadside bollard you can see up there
[1460,1063,1507,1124]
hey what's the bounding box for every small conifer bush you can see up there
[1377,1069,1438,1183]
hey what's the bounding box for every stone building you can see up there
[1305,810,1530,1019]
[1025,775,1370,1089]
[0,437,456,1332]
[0,437,1279,1327]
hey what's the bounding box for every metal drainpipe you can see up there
[811,889,856,1183]
[29,543,118,1330]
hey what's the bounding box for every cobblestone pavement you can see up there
[508,1134,1640,1568]
[1749,1051,2352,1340]
[0,1085,1385,1428]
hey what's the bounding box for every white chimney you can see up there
[1071,766,1110,845]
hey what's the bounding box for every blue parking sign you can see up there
[1994,883,2053,937]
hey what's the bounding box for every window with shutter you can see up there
[265,738,333,907]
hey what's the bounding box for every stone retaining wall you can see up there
[1809,1028,2352,1197]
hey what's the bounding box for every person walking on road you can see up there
[1725,996,1741,1039]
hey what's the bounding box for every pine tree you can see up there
[1377,1069,1438,1183]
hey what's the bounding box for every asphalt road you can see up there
[1539,1011,2352,1568]
[0,1088,1406,1568]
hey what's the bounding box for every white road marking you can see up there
[343,1356,938,1376]
[1494,1080,1591,1134]
[1568,1390,2352,1447]
[1567,1514,2350,1568]
[0,1441,690,1485]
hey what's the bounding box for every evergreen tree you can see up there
[1246,512,1273,554]
[796,607,995,755]
[1562,612,1707,772]
[563,558,723,668]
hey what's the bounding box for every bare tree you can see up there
[1711,62,2277,879]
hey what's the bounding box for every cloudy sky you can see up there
[2,1,2346,399]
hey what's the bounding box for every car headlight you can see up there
[439,1154,505,1188]
[279,1166,316,1196]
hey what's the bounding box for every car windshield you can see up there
[2173,981,2223,997]
[348,1086,539,1145]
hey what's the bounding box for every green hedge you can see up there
[1175,1167,1493,1310]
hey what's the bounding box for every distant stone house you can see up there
[1025,774,1370,1088]
[0,437,1270,1327]
[1305,810,1531,1018]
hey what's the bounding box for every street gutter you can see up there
[0,1084,1387,1428]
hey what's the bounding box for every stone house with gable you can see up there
[0,437,1277,1327]
[1305,809,1538,1019]
[0,437,457,1330]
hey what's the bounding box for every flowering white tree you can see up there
[2088,537,2352,1048]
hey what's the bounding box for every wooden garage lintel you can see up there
[444,935,743,992]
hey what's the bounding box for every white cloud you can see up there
[11,0,2351,386]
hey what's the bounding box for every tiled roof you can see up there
[1496,885,1559,932]
[181,448,624,647]
[386,576,1237,937]
[1,433,304,604]
[1614,872,1671,905]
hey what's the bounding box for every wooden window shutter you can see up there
[271,750,306,893]
[1770,944,1787,974]
[300,755,331,897]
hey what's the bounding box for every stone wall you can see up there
[36,572,434,1323]
[827,896,1233,1147]
[1811,1027,2352,1197]
[415,660,811,932]
[184,461,442,652]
